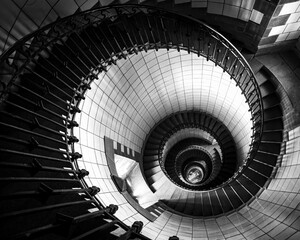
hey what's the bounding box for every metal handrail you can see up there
[0,4,264,222]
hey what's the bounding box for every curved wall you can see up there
[73,48,255,238]
[0,0,258,55]
[74,49,252,163]
[1,2,300,240]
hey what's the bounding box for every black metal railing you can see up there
[0,4,264,237]
[0,4,263,174]
[143,112,236,191]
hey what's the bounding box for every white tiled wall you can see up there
[189,0,257,22]
[271,1,300,42]
[72,49,279,239]
[1,0,299,239]
[74,48,300,238]
[76,49,252,164]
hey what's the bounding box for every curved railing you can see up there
[0,4,263,170]
[143,115,236,191]
[0,4,264,233]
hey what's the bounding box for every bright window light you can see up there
[114,154,137,179]
[279,2,300,16]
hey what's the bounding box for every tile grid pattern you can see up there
[0,0,108,55]
[0,0,266,56]
[73,49,269,239]
[159,0,261,23]
[74,49,300,239]
[265,1,300,43]
[0,1,299,239]
[2,0,300,57]
[76,49,252,163]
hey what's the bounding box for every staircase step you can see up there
[223,185,243,208]
[262,93,280,110]
[167,188,183,207]
[259,142,281,155]
[155,181,174,199]
[230,181,252,203]
[175,192,189,213]
[160,119,175,133]
[143,155,159,162]
[145,165,161,176]
[263,118,283,131]
[264,105,283,121]
[255,151,278,166]
[202,192,213,216]
[148,171,164,185]
[259,80,276,97]
[255,70,269,86]
[194,193,203,216]
[147,137,161,145]
[143,149,160,156]
[183,192,196,215]
[238,175,260,196]
[148,171,166,189]
[216,188,233,213]
[209,191,223,215]
[261,130,283,142]
[144,142,160,149]
[151,130,165,140]
[243,168,267,187]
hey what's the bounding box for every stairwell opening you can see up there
[0,4,286,239]
[75,48,254,218]
[56,6,271,224]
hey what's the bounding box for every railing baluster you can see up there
[117,221,143,240]
[160,16,169,50]
[37,56,82,87]
[58,38,92,71]
[0,135,67,154]
[0,177,79,182]
[5,94,69,123]
[0,148,71,163]
[146,15,159,51]
[1,184,99,199]
[52,43,90,77]
[0,122,66,145]
[12,83,69,114]
[4,101,67,127]
[0,5,264,239]
[212,39,218,63]
[106,25,128,59]
[90,26,114,59]
[71,221,119,240]
[70,33,97,67]
[76,32,102,64]
[24,67,74,99]
[0,200,94,219]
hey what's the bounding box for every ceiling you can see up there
[1,0,300,55]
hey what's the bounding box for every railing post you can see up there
[169,236,179,240]
[70,152,82,161]
[117,221,143,240]
[77,169,89,179]
[87,186,100,196]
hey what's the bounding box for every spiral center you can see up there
[184,164,204,184]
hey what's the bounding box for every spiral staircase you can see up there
[142,101,282,217]
[0,4,297,240]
